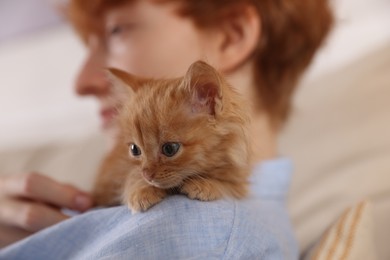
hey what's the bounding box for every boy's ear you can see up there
[210,5,261,72]
[183,61,224,116]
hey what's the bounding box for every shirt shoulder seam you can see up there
[221,200,237,258]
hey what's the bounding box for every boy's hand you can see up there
[0,173,92,248]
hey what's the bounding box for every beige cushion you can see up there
[304,200,377,260]
[281,42,390,259]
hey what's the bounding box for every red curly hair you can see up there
[68,0,333,126]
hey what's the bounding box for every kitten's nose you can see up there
[142,169,155,182]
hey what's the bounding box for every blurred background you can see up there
[0,0,106,189]
[0,0,389,258]
[0,0,96,150]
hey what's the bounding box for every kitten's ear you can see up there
[107,68,144,96]
[183,61,223,116]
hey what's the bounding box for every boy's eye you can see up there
[110,25,122,35]
[130,144,142,156]
[162,142,181,157]
[107,23,137,36]
[107,24,124,37]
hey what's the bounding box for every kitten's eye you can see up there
[130,144,142,156]
[162,142,180,157]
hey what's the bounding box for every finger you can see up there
[0,173,92,212]
[0,223,32,248]
[0,198,69,233]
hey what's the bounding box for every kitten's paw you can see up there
[126,186,167,213]
[180,178,222,201]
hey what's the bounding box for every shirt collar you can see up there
[250,158,293,201]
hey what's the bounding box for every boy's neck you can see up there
[226,62,278,163]
[249,112,278,163]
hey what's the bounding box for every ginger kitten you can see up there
[93,61,251,213]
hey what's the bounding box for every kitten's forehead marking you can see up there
[133,116,144,148]
[130,78,187,156]
[132,110,161,160]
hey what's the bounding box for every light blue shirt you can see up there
[0,158,298,259]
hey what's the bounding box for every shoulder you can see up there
[83,195,297,259]
[0,195,297,260]
[90,196,238,258]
